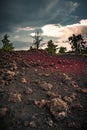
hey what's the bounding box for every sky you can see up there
[0,0,87,51]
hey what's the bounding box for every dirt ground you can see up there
[0,50,87,130]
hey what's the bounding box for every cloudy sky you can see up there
[0,0,87,51]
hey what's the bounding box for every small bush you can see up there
[1,34,14,52]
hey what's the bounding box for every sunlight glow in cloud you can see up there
[41,19,87,51]
[80,19,87,25]
[42,19,87,39]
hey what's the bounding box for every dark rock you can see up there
[29,120,37,128]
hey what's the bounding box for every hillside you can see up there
[0,50,87,130]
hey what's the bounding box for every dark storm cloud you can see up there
[0,0,80,33]
[0,0,48,32]
[73,0,87,19]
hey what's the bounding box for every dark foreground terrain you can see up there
[0,50,87,130]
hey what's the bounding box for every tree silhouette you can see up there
[59,47,67,53]
[45,40,57,55]
[32,31,43,49]
[68,34,86,53]
[1,34,14,52]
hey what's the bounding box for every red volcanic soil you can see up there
[0,50,87,130]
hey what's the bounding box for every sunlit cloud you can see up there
[41,19,87,51]
[16,27,35,32]
[80,19,87,25]
[42,24,61,37]
[42,19,87,39]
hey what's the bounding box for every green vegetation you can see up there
[59,47,67,53]
[45,40,57,55]
[1,34,14,52]
[68,34,87,54]
[0,33,87,55]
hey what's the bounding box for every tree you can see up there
[59,47,67,53]
[45,40,57,55]
[32,31,43,49]
[1,34,14,52]
[68,34,86,53]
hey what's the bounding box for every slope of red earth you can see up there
[0,50,87,130]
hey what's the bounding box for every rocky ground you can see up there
[0,50,87,130]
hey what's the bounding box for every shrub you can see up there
[1,34,14,52]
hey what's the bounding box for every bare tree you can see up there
[32,31,43,49]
